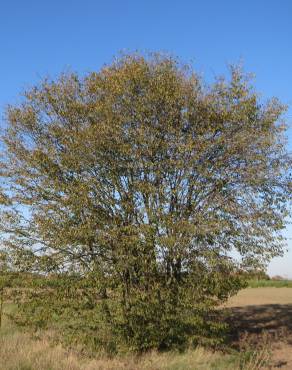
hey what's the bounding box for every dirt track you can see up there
[225,288,292,369]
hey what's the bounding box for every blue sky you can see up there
[0,0,291,276]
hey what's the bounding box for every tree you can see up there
[0,53,291,352]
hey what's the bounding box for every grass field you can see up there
[247,279,292,288]
[2,287,292,369]
[0,331,265,370]
[0,306,266,370]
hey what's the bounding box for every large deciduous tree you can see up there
[0,53,291,351]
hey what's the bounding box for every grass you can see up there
[0,331,271,370]
[247,279,292,288]
[0,302,271,370]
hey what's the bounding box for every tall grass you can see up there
[0,331,271,370]
[0,302,271,370]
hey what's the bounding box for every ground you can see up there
[1,287,292,369]
[225,287,292,369]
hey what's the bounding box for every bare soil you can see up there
[225,288,292,369]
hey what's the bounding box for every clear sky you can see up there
[0,0,291,277]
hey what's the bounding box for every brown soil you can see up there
[225,288,292,369]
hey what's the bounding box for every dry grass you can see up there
[0,329,271,370]
[0,292,276,370]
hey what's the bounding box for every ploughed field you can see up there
[224,287,292,369]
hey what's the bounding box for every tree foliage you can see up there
[0,53,291,352]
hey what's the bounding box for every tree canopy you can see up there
[0,53,291,352]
